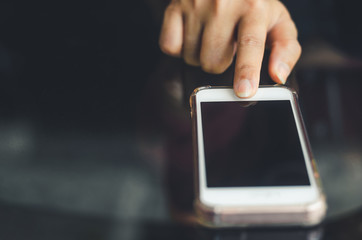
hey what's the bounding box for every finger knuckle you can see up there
[274,0,288,12]
[238,64,258,77]
[207,35,229,49]
[239,64,258,71]
[165,3,180,16]
[245,0,264,12]
[277,39,302,56]
[159,40,180,56]
[238,34,264,48]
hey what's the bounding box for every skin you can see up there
[159,0,301,98]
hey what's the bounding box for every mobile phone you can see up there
[190,86,327,227]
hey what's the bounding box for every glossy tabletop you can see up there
[0,1,362,239]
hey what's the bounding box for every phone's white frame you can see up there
[195,87,319,207]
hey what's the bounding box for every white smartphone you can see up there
[190,86,327,227]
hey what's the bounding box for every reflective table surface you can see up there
[1,1,362,239]
[1,55,362,239]
[0,200,361,240]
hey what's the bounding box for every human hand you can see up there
[159,0,301,98]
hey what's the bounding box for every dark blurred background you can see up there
[0,0,169,225]
[0,0,362,239]
[0,0,161,129]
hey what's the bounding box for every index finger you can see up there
[234,12,268,98]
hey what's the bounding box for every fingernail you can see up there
[276,62,290,84]
[236,79,253,98]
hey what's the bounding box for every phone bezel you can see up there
[193,86,320,207]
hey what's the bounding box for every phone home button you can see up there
[249,191,282,200]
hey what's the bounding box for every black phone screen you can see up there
[201,100,310,188]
